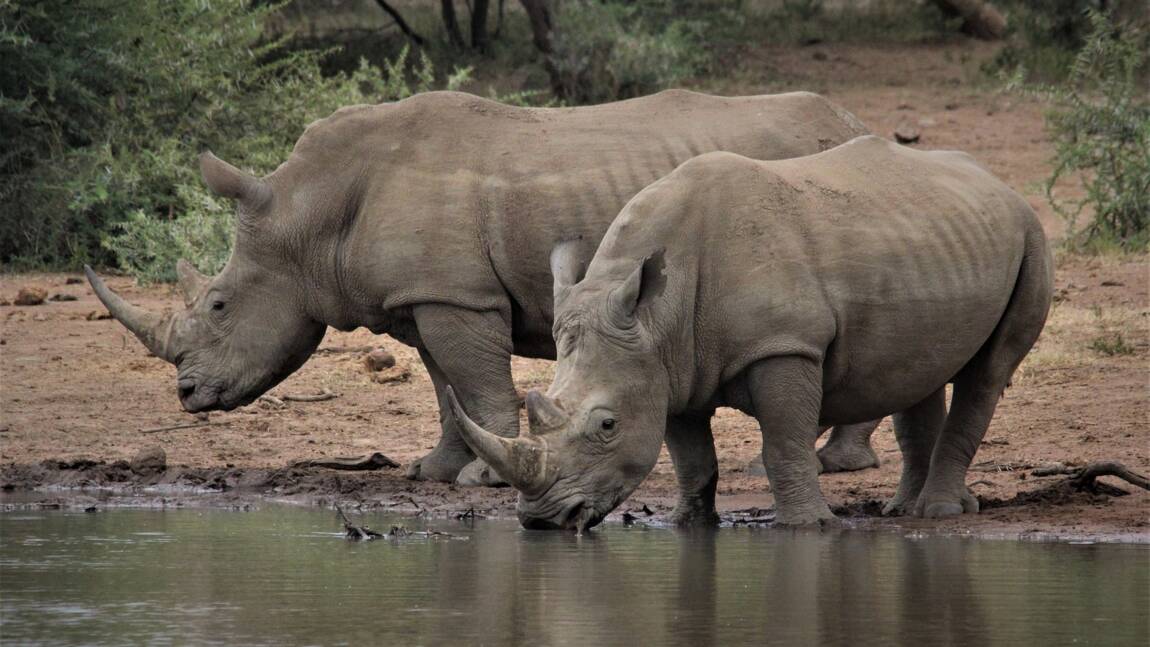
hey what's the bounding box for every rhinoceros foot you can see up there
[816,436,880,474]
[455,458,509,488]
[914,488,979,518]
[405,446,475,483]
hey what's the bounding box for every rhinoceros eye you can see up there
[601,418,616,431]
[211,300,226,311]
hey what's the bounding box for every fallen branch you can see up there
[1033,461,1150,494]
[139,421,225,434]
[336,505,384,541]
[314,345,375,355]
[293,452,399,471]
[281,389,337,403]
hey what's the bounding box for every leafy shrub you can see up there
[1018,10,1149,252]
[0,0,471,279]
[548,1,706,104]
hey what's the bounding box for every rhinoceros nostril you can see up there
[178,380,196,400]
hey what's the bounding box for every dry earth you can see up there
[2,41,1147,541]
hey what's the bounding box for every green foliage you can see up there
[548,1,707,104]
[1014,10,1149,252]
[989,0,1127,81]
[0,0,471,278]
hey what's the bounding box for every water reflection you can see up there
[1,508,1146,646]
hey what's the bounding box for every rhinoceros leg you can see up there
[406,304,520,487]
[882,387,945,516]
[404,348,479,483]
[816,420,882,473]
[915,243,1051,518]
[665,411,720,527]
[748,356,836,526]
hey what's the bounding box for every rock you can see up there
[65,277,83,285]
[371,366,411,384]
[48,293,78,302]
[944,102,960,111]
[894,122,920,144]
[812,51,828,61]
[130,446,167,475]
[896,102,915,111]
[14,287,47,306]
[0,298,9,306]
[362,348,396,372]
[86,310,112,321]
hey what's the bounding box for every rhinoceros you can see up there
[448,135,1053,529]
[84,89,877,486]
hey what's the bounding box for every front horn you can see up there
[445,387,550,493]
[84,266,176,362]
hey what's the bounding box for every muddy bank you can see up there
[4,458,1147,544]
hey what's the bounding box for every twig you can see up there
[281,390,337,403]
[139,421,225,434]
[370,0,426,45]
[314,345,375,355]
[336,505,384,541]
[258,394,286,409]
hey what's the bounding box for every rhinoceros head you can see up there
[448,249,671,532]
[86,152,326,412]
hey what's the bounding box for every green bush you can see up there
[548,1,706,104]
[1018,10,1149,252]
[0,0,471,279]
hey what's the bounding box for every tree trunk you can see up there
[929,0,1006,40]
[442,0,466,48]
[472,0,491,51]
[518,0,563,95]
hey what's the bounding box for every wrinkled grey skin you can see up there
[85,90,877,486]
[449,136,1053,530]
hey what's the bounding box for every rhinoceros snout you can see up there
[177,378,220,413]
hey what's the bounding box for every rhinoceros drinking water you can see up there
[449,135,1052,529]
[86,90,878,486]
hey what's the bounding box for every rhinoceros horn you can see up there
[525,391,569,434]
[84,265,175,362]
[199,151,271,210]
[175,259,209,306]
[446,387,551,493]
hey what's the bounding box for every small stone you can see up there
[896,102,915,111]
[362,348,396,372]
[944,102,959,111]
[14,287,47,306]
[812,51,827,61]
[65,277,83,285]
[0,298,9,306]
[86,310,112,321]
[48,293,78,302]
[130,446,167,475]
[894,122,920,144]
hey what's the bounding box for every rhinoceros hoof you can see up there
[816,443,880,474]
[668,505,720,527]
[405,449,473,483]
[455,459,509,488]
[915,489,979,518]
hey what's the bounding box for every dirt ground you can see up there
[2,41,1147,541]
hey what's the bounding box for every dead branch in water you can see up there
[281,390,337,403]
[1033,461,1150,494]
[139,421,225,434]
[293,453,399,471]
[336,505,384,541]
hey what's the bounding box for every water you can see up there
[1,507,1147,646]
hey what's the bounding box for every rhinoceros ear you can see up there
[199,151,271,212]
[608,249,666,319]
[550,238,588,298]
